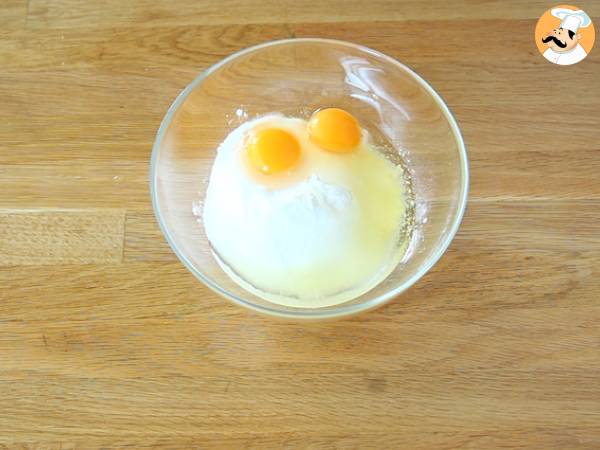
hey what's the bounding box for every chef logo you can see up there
[535,5,595,65]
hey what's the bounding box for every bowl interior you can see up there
[152,38,468,318]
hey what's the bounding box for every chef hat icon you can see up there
[551,8,592,33]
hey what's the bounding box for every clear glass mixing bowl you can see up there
[150,38,469,319]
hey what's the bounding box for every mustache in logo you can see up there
[542,35,567,48]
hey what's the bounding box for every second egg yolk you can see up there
[246,128,301,175]
[307,108,361,153]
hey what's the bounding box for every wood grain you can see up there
[0,209,125,265]
[24,0,581,29]
[1,0,600,448]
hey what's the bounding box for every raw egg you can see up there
[201,113,410,308]
[307,107,361,153]
[245,128,300,175]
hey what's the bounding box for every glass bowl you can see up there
[150,38,468,319]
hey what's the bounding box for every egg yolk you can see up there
[246,128,301,175]
[307,108,361,153]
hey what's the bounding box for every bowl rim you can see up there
[150,37,469,320]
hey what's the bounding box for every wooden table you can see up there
[2,1,600,448]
